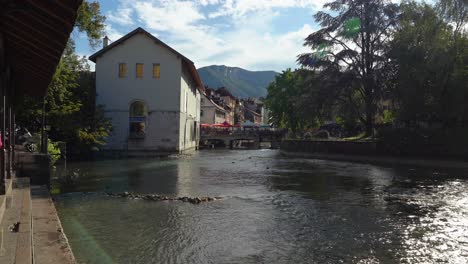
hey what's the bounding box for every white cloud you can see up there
[208,0,328,18]
[91,0,325,71]
[107,7,134,26]
[104,24,124,43]
[133,1,206,32]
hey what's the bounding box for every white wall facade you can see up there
[94,32,200,153]
[200,94,227,124]
[179,67,200,151]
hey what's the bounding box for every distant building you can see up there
[216,87,236,125]
[243,98,263,124]
[234,99,245,125]
[200,91,228,124]
[202,87,236,125]
[89,27,203,155]
[244,107,262,124]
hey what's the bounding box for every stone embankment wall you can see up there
[281,140,378,155]
[16,152,51,185]
[280,140,468,168]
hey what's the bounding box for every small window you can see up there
[136,63,144,79]
[153,64,160,78]
[129,101,147,139]
[201,110,204,117]
[119,63,127,78]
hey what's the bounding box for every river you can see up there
[54,150,468,264]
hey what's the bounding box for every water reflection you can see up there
[55,150,468,263]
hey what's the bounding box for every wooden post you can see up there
[40,97,46,153]
[5,64,12,180]
[0,32,5,195]
[6,97,11,179]
[11,109,15,172]
[1,71,6,185]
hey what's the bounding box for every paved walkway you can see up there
[0,178,75,264]
[31,185,75,264]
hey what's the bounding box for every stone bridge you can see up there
[200,130,285,149]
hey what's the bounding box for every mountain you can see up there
[197,65,278,98]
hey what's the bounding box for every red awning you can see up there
[213,122,231,127]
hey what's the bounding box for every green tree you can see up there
[298,0,400,135]
[265,69,311,133]
[389,1,468,127]
[437,0,467,34]
[16,1,110,158]
[75,0,106,48]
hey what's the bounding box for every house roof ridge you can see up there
[89,27,204,92]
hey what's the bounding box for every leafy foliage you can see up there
[389,1,468,127]
[15,1,110,159]
[298,0,400,135]
[75,1,106,48]
[267,0,467,150]
[265,69,308,132]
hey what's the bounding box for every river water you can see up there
[54,150,468,264]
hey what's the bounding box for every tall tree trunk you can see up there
[365,99,374,137]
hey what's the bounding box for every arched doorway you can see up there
[129,101,148,139]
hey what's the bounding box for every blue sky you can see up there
[74,0,405,72]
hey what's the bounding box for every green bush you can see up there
[34,133,62,165]
[47,140,61,165]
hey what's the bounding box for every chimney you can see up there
[103,36,110,48]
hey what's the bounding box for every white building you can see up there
[200,93,228,124]
[89,28,203,155]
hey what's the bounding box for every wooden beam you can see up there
[26,0,76,29]
[53,0,82,14]
[4,15,66,51]
[4,30,61,62]
[8,47,57,73]
[14,63,50,82]
[4,24,63,58]
[16,8,71,37]
[0,32,4,71]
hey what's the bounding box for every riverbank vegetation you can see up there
[266,0,467,156]
[15,1,111,159]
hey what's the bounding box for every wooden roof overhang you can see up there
[0,0,83,97]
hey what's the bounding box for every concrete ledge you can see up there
[16,152,51,185]
[0,179,31,264]
[0,179,13,230]
[31,185,76,264]
[280,150,468,169]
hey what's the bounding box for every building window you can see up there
[201,98,204,104]
[129,101,147,139]
[153,64,160,78]
[136,63,144,79]
[200,110,204,117]
[119,63,126,78]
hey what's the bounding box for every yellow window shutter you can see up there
[136,63,143,78]
[153,64,160,78]
[119,63,126,78]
